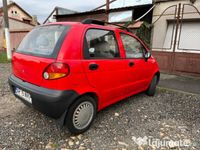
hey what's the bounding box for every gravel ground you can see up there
[0,63,200,150]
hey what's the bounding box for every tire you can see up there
[65,96,97,134]
[146,75,158,96]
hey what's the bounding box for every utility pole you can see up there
[2,0,12,60]
[106,0,109,22]
[106,0,109,13]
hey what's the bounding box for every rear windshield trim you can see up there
[16,25,70,59]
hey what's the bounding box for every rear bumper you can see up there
[8,74,79,119]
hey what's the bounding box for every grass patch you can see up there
[0,51,11,63]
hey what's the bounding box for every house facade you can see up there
[56,0,200,76]
[56,4,153,24]
[56,3,153,46]
[0,2,37,50]
[151,0,200,75]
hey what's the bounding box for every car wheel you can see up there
[146,75,158,96]
[65,96,97,134]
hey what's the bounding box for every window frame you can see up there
[83,28,121,60]
[120,32,148,59]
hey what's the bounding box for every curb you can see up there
[158,86,200,96]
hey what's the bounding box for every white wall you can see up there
[151,0,200,53]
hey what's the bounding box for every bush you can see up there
[135,22,151,48]
[0,51,11,63]
[124,21,151,48]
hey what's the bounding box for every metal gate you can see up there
[151,3,200,75]
[10,29,30,50]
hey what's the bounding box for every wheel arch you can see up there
[154,71,160,84]
[57,91,99,126]
[76,92,99,108]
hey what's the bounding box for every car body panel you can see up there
[10,21,160,119]
[12,52,55,86]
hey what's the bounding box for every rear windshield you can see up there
[16,25,70,58]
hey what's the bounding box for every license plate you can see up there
[15,87,32,104]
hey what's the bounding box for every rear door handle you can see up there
[89,63,99,70]
[129,62,134,67]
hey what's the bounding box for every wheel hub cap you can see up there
[73,101,94,130]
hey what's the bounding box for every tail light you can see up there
[43,62,70,80]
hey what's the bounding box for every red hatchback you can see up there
[9,19,160,134]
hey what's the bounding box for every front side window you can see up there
[17,25,70,58]
[120,33,146,59]
[84,29,119,59]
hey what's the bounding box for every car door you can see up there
[119,32,154,94]
[82,28,131,106]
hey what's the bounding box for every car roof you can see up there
[47,21,128,33]
[48,22,80,26]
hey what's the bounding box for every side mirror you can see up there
[144,51,151,60]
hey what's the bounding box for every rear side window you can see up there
[17,25,70,58]
[120,33,146,59]
[84,29,120,59]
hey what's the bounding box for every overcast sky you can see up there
[0,0,105,23]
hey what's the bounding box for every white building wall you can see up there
[152,0,200,53]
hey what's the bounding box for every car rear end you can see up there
[9,23,80,118]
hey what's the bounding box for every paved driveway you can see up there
[159,73,200,95]
[0,63,200,150]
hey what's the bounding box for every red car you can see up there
[9,19,160,134]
